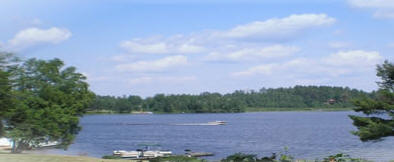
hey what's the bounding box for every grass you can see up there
[0,153,209,162]
[245,107,354,112]
[0,153,125,162]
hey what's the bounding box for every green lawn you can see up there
[0,154,205,162]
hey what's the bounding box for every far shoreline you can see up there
[85,107,355,115]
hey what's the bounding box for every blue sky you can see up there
[0,0,393,97]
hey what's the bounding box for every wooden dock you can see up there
[186,152,214,157]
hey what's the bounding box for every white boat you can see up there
[131,111,153,114]
[175,121,227,126]
[208,121,226,125]
[38,141,60,147]
[113,150,172,158]
[143,150,172,158]
[113,150,141,158]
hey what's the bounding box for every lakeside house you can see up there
[0,138,12,149]
[0,137,59,150]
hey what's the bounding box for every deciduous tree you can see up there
[5,58,94,152]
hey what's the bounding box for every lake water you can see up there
[36,111,394,161]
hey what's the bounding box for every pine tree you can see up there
[349,60,394,141]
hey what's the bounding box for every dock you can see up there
[186,152,215,157]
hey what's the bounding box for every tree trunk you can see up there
[11,139,27,153]
[11,139,18,153]
[0,121,3,137]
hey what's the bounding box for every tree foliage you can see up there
[2,57,94,152]
[0,52,17,137]
[89,86,370,113]
[350,60,394,141]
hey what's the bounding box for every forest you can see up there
[88,86,372,113]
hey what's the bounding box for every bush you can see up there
[102,155,122,159]
[149,155,206,162]
[221,153,277,162]
[322,153,370,162]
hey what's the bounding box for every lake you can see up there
[36,111,394,161]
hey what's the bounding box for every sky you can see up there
[0,0,393,97]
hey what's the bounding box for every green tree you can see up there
[4,58,94,152]
[0,53,13,136]
[128,95,143,111]
[0,52,19,137]
[115,97,131,113]
[349,60,394,141]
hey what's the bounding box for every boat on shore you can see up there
[113,150,172,159]
[113,143,172,159]
[186,152,214,157]
[131,111,153,115]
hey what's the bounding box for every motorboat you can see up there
[207,121,226,125]
[174,121,227,126]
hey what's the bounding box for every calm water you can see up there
[37,111,394,161]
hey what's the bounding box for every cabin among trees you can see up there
[325,99,336,105]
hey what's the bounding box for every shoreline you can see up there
[245,107,354,112]
[85,107,355,115]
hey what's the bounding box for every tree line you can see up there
[88,86,372,113]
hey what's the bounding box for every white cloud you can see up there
[115,55,188,72]
[205,45,299,61]
[128,77,154,85]
[329,41,350,49]
[110,54,137,62]
[348,0,394,8]
[120,36,205,54]
[119,13,335,57]
[233,50,382,77]
[128,76,196,85]
[213,14,336,40]
[232,58,319,77]
[348,0,394,19]
[374,10,394,18]
[7,27,71,50]
[232,64,277,76]
[323,50,382,67]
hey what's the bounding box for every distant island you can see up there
[88,85,372,114]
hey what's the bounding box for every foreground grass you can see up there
[0,153,392,162]
[0,153,205,162]
[0,153,123,162]
[245,107,354,112]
